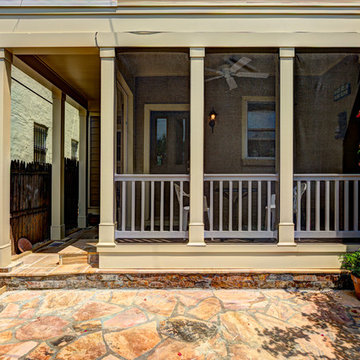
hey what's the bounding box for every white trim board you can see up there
[0,0,116,6]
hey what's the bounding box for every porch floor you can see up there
[0,288,359,359]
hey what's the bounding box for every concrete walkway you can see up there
[0,289,359,359]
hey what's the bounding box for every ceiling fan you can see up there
[205,56,269,91]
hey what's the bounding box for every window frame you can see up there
[241,96,276,165]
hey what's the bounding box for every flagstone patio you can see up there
[0,289,359,359]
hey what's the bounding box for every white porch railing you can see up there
[294,174,360,238]
[204,174,278,238]
[114,174,189,238]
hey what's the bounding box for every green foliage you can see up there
[340,251,360,278]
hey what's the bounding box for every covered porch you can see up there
[0,44,360,270]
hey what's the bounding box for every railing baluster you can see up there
[267,181,271,231]
[248,180,252,231]
[296,180,301,231]
[131,181,135,231]
[229,181,233,231]
[325,180,330,231]
[354,180,359,232]
[150,181,154,232]
[219,181,223,232]
[121,181,126,231]
[257,181,261,231]
[335,180,339,231]
[315,180,320,232]
[179,181,183,232]
[141,181,145,232]
[345,180,349,231]
[160,181,164,232]
[170,181,174,232]
[210,181,213,231]
[238,180,242,231]
[306,181,311,231]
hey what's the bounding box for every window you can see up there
[243,98,276,159]
[155,118,167,166]
[34,123,48,164]
[71,139,79,160]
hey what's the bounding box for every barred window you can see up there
[34,123,48,164]
[71,139,79,160]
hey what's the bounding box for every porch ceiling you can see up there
[15,51,100,110]
[39,54,100,104]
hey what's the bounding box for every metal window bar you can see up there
[34,124,48,164]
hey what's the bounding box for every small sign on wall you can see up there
[334,83,351,101]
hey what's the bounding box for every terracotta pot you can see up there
[351,274,360,300]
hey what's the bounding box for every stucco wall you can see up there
[10,66,80,163]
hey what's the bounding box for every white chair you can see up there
[265,193,276,229]
[265,183,307,229]
[174,183,210,231]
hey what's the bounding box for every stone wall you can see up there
[10,66,80,163]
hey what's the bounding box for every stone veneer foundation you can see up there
[0,271,352,291]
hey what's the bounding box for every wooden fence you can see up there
[10,159,80,254]
[10,160,52,253]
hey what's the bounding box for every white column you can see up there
[51,90,65,240]
[98,48,116,247]
[188,48,206,246]
[78,108,87,228]
[278,48,296,246]
[0,49,12,267]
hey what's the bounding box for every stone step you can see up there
[58,239,98,266]
[59,254,88,265]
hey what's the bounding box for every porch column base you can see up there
[98,222,116,247]
[278,222,296,246]
[0,243,11,268]
[51,224,65,240]
[188,223,206,246]
[77,215,87,229]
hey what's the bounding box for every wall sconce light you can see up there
[208,108,217,133]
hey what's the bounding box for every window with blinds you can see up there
[34,123,48,164]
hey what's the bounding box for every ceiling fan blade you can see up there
[225,76,238,90]
[205,75,224,82]
[234,72,269,78]
[230,57,252,73]
[205,67,223,76]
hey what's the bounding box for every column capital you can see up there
[52,88,64,100]
[78,107,87,117]
[100,48,116,59]
[279,48,295,59]
[190,48,205,59]
[0,49,12,63]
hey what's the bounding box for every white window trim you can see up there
[241,96,276,165]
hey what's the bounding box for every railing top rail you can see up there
[204,174,278,181]
[114,174,190,182]
[294,174,360,181]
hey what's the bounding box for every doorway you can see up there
[150,110,190,174]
